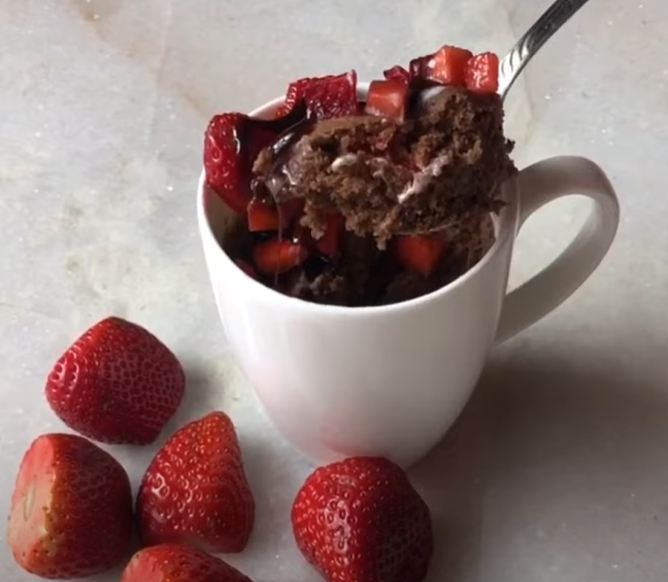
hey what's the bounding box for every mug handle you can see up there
[495,156,620,344]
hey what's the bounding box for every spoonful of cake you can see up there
[204,0,593,257]
[246,0,592,245]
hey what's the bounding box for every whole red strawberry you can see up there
[121,544,254,582]
[291,457,433,582]
[45,316,185,445]
[7,433,133,579]
[136,411,255,553]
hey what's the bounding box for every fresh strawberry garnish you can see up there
[204,113,254,214]
[205,104,307,214]
[400,45,475,89]
[274,77,313,118]
[365,79,410,121]
[247,195,280,231]
[252,238,309,275]
[314,213,345,257]
[7,434,133,579]
[392,235,446,277]
[45,317,185,445]
[304,70,359,120]
[383,65,411,85]
[136,412,255,554]
[292,457,433,582]
[465,52,500,94]
[424,45,473,87]
[236,260,257,279]
[121,544,254,582]
[408,54,430,81]
[276,71,359,121]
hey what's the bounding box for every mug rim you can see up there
[197,83,519,317]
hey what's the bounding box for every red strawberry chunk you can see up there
[204,115,278,214]
[247,194,304,232]
[121,544,254,582]
[274,77,313,118]
[465,52,500,94]
[424,45,473,87]
[277,71,359,121]
[291,457,433,582]
[204,113,252,214]
[8,434,133,579]
[45,317,185,445]
[253,238,309,275]
[408,54,432,81]
[392,235,446,277]
[314,213,345,257]
[137,412,255,554]
[383,65,411,85]
[247,196,279,231]
[365,79,410,121]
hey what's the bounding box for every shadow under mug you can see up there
[197,84,620,468]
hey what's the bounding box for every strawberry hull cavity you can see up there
[205,43,514,307]
[7,434,133,579]
[45,316,185,445]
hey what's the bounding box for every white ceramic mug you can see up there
[197,84,620,468]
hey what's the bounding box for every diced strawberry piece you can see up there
[315,213,345,257]
[204,114,277,215]
[247,196,279,232]
[465,52,500,94]
[392,235,446,277]
[235,260,256,279]
[424,45,473,87]
[247,196,304,232]
[304,70,359,120]
[275,71,359,121]
[364,79,410,121]
[274,77,313,118]
[408,54,430,81]
[383,65,411,85]
[253,239,309,275]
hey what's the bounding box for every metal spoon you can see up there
[498,0,591,101]
[405,0,592,235]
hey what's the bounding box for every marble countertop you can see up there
[2,1,667,581]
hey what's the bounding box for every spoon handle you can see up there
[498,0,591,100]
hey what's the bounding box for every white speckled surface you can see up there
[1,1,667,581]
